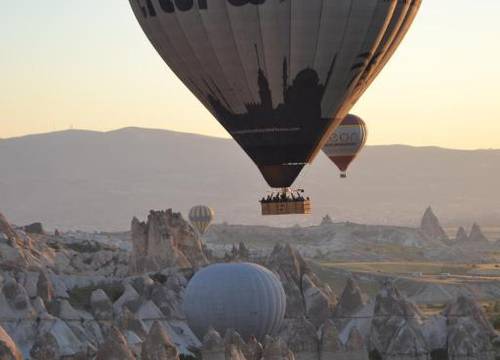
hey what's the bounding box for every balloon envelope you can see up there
[183,263,286,340]
[130,0,421,187]
[322,114,367,175]
[189,205,214,235]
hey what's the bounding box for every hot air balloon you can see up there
[129,0,421,210]
[189,205,214,235]
[322,114,367,178]
[184,263,286,341]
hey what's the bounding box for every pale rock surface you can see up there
[129,209,208,274]
[130,274,155,297]
[201,327,226,360]
[117,307,148,340]
[151,284,184,320]
[278,317,318,360]
[30,332,60,360]
[320,323,369,360]
[420,207,449,242]
[344,328,369,360]
[95,326,135,360]
[113,283,141,314]
[468,223,489,244]
[0,324,23,360]
[384,323,430,360]
[319,320,342,358]
[369,282,425,357]
[242,336,263,360]
[36,271,53,305]
[38,319,86,357]
[262,336,295,360]
[90,289,114,320]
[224,329,248,360]
[445,295,496,360]
[301,275,332,328]
[421,314,447,351]
[333,277,366,330]
[455,226,469,243]
[267,244,336,320]
[2,279,31,311]
[141,321,180,360]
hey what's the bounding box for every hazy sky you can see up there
[1,1,499,149]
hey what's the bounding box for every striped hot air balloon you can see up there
[189,205,215,235]
[129,0,421,190]
[322,114,367,178]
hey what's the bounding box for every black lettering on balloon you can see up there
[228,0,265,6]
[175,0,194,11]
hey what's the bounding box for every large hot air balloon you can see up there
[322,114,367,178]
[189,205,214,235]
[129,0,421,192]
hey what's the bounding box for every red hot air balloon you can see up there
[322,115,367,178]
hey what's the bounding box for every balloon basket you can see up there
[340,172,347,178]
[260,189,311,216]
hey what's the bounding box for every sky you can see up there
[1,1,500,149]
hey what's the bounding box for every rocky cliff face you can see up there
[266,243,337,324]
[129,210,208,274]
[420,207,449,242]
[0,211,39,268]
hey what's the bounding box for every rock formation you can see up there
[95,327,135,360]
[37,271,54,306]
[369,282,427,358]
[30,332,60,360]
[141,321,180,360]
[242,336,264,360]
[444,295,496,360]
[278,317,318,359]
[90,289,114,320]
[201,327,226,360]
[320,321,369,360]
[224,329,248,360]
[261,336,295,360]
[455,226,469,243]
[334,277,366,327]
[266,244,336,320]
[23,223,44,235]
[420,207,449,242]
[0,324,23,360]
[468,223,489,244]
[129,209,208,274]
[320,215,333,226]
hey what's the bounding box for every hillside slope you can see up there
[1,128,499,230]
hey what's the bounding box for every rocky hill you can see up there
[0,209,499,359]
[1,128,500,230]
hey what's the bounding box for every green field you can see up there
[319,261,476,276]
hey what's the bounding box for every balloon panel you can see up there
[130,0,419,187]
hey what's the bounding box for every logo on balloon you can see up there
[136,0,270,17]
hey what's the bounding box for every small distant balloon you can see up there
[322,114,367,178]
[189,205,215,235]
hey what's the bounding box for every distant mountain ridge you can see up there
[1,128,499,231]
